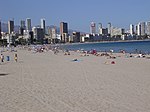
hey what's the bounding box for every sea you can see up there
[60,40,150,54]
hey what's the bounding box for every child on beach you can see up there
[14,53,18,62]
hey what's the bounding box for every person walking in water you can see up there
[14,53,18,62]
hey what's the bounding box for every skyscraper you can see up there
[20,20,25,29]
[72,32,80,43]
[26,18,32,31]
[140,22,146,36]
[41,19,46,34]
[135,25,138,35]
[108,22,111,35]
[0,20,1,38]
[32,27,44,43]
[130,24,134,35]
[137,23,141,36]
[8,20,14,34]
[60,22,68,43]
[20,20,26,35]
[90,22,96,34]
[51,27,57,39]
[147,21,150,36]
[98,23,102,34]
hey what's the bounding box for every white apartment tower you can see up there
[41,18,46,34]
[137,23,141,36]
[98,23,102,34]
[140,22,146,36]
[0,20,1,38]
[108,22,111,35]
[90,22,96,34]
[147,21,150,36]
[130,24,134,35]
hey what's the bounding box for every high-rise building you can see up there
[26,18,32,31]
[32,27,44,43]
[47,27,51,36]
[100,29,108,35]
[41,19,46,34]
[90,22,96,34]
[8,20,14,34]
[135,25,138,35]
[29,31,34,44]
[108,22,111,35]
[0,20,1,38]
[20,20,26,35]
[60,22,68,43]
[147,21,150,36]
[98,23,102,34]
[51,27,57,39]
[98,23,108,35]
[20,20,26,29]
[137,23,141,36]
[140,22,146,36]
[111,27,125,36]
[98,23,102,29]
[72,32,80,43]
[60,22,68,34]
[130,24,134,35]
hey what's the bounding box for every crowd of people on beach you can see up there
[23,44,149,60]
[1,44,149,65]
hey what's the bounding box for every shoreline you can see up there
[56,39,150,54]
[58,39,150,46]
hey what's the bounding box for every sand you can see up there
[0,48,150,112]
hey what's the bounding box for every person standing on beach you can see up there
[14,53,18,62]
[0,54,4,62]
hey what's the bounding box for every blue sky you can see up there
[0,0,150,32]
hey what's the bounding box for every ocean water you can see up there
[61,40,150,54]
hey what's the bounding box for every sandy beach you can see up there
[0,48,150,112]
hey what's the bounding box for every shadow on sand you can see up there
[0,73,9,76]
